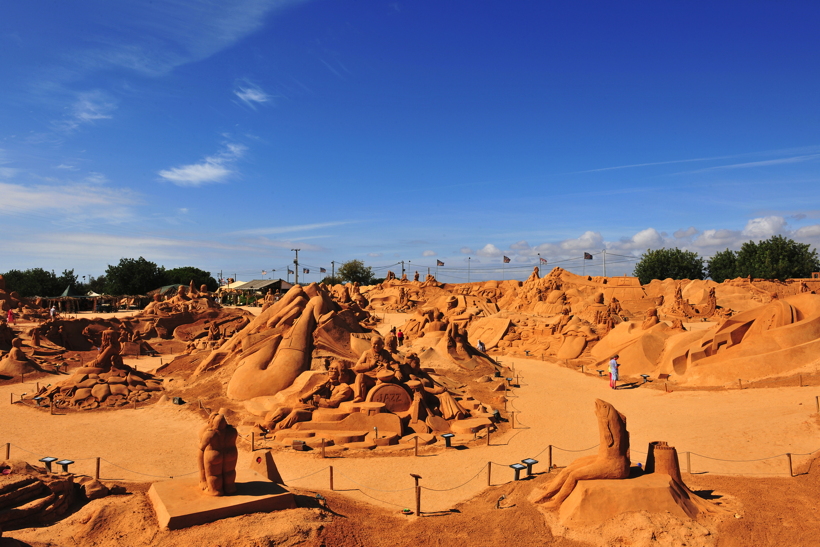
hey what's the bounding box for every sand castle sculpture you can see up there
[198,409,239,497]
[530,399,723,527]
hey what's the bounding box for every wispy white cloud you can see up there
[368,252,383,257]
[0,181,137,222]
[684,153,820,174]
[55,90,117,132]
[422,250,436,256]
[232,221,354,236]
[55,164,79,171]
[158,143,247,186]
[234,81,271,108]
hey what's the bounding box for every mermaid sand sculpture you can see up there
[530,399,630,508]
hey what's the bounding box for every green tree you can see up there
[734,235,820,280]
[104,257,167,295]
[87,275,107,294]
[56,269,82,293]
[706,249,738,282]
[336,259,376,285]
[0,268,61,297]
[320,275,343,285]
[164,266,218,291]
[632,248,705,285]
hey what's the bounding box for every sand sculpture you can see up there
[529,400,722,528]
[530,399,631,508]
[0,337,44,377]
[198,409,239,496]
[0,460,80,529]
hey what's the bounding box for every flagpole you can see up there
[583,255,585,277]
[603,249,607,277]
[467,257,470,283]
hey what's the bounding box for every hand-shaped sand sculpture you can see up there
[530,399,630,509]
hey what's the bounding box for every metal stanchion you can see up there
[329,466,334,490]
[787,453,794,477]
[487,462,492,486]
[95,457,101,480]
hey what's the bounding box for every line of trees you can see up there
[1,258,218,297]
[632,236,820,284]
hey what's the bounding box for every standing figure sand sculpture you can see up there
[530,399,630,509]
[198,409,239,496]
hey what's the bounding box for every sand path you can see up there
[3,350,818,514]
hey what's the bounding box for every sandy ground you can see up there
[3,310,820,545]
[3,317,818,517]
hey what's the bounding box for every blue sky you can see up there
[2,1,820,283]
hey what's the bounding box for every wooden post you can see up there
[4,443,9,460]
[251,432,255,452]
[487,427,491,446]
[415,485,421,516]
[511,411,515,429]
[9,393,12,405]
[664,382,668,393]
[321,439,326,459]
[414,436,419,457]
[787,453,793,477]
[487,462,492,486]
[686,452,691,474]
[36,382,39,391]
[816,395,819,413]
[548,445,553,470]
[738,379,742,390]
[95,457,101,480]
[329,466,334,491]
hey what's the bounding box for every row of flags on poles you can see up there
[246,252,597,281]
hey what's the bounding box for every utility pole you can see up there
[401,260,405,278]
[292,249,301,284]
[331,261,335,281]
[537,253,541,276]
[468,257,471,283]
[603,249,607,278]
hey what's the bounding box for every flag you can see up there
[436,260,444,266]
[287,268,294,275]
[540,257,547,264]
[503,256,511,263]
[262,270,267,276]
[584,252,593,260]
[303,268,309,274]
[320,267,327,273]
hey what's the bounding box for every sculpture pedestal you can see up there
[558,473,711,527]
[148,469,296,530]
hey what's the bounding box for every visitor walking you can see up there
[7,308,14,325]
[477,340,486,353]
[397,329,404,346]
[50,305,56,320]
[609,354,620,389]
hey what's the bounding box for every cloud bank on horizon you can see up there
[1,1,820,282]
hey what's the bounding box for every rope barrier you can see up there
[335,470,416,492]
[554,444,599,453]
[282,466,331,483]
[353,488,410,508]
[421,466,486,492]
[100,458,197,479]
[689,452,791,463]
